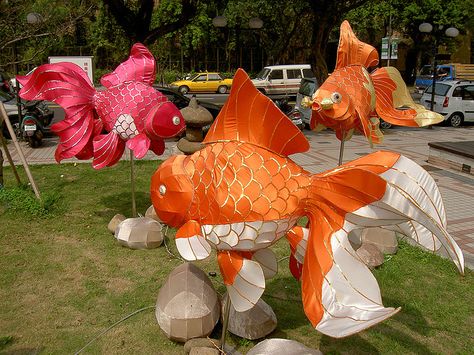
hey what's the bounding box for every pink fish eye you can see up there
[172,116,181,125]
[331,92,342,104]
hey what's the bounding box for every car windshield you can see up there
[419,66,432,76]
[299,79,317,96]
[424,83,451,96]
[255,68,270,80]
[0,90,14,103]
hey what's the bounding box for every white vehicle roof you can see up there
[262,64,311,70]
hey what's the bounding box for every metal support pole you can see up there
[429,37,438,112]
[130,150,137,218]
[220,293,232,352]
[338,138,345,166]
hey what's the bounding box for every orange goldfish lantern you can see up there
[150,69,463,338]
[309,20,443,144]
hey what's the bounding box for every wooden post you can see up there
[0,103,40,199]
[0,130,21,185]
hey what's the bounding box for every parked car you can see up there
[292,77,319,127]
[156,86,221,117]
[169,72,233,94]
[415,64,474,93]
[251,64,315,96]
[420,80,474,127]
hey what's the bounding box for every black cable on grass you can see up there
[74,305,155,354]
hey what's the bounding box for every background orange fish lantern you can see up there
[309,21,443,149]
[150,69,463,338]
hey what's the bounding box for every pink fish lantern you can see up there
[18,43,185,169]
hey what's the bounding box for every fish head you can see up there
[146,100,185,139]
[150,155,194,227]
[311,82,353,122]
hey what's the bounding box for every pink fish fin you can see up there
[100,43,156,88]
[92,131,125,169]
[18,63,95,119]
[175,220,212,261]
[73,117,105,160]
[51,110,95,162]
[372,67,443,127]
[217,250,265,312]
[126,133,151,159]
[149,138,165,156]
[203,68,309,156]
[286,226,309,280]
[335,20,379,70]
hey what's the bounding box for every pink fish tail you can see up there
[19,63,98,162]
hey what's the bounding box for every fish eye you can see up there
[172,116,181,125]
[159,184,166,196]
[331,92,342,104]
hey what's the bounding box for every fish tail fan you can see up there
[372,67,443,127]
[302,151,463,337]
[19,63,97,162]
[335,20,379,70]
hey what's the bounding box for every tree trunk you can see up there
[310,15,335,84]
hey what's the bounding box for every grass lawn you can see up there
[0,160,473,354]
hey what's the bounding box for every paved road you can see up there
[2,125,474,271]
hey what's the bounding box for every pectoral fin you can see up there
[175,220,212,261]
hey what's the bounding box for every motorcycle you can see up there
[21,100,54,147]
[274,97,304,130]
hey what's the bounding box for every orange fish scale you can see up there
[185,142,311,224]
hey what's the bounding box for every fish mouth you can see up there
[312,99,333,112]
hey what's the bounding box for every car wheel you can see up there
[217,85,227,94]
[448,113,463,127]
[179,86,189,95]
[379,119,392,129]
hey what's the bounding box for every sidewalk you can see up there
[2,126,474,270]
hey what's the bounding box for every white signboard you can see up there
[48,56,94,83]
[381,37,399,60]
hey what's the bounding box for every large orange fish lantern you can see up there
[18,43,185,169]
[309,21,443,144]
[150,69,463,338]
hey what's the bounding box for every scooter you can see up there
[20,100,54,148]
[274,97,304,130]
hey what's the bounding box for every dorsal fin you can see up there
[203,68,309,156]
[100,43,156,88]
[335,20,379,70]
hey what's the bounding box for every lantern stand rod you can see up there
[338,136,345,166]
[0,128,21,185]
[220,293,232,352]
[130,149,137,217]
[0,103,40,199]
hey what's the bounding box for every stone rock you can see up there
[177,137,205,155]
[107,213,126,233]
[361,227,398,254]
[180,97,214,127]
[145,205,162,222]
[189,347,220,355]
[184,338,221,354]
[156,263,220,342]
[247,338,322,355]
[115,217,163,249]
[186,127,204,142]
[347,229,362,250]
[222,294,277,340]
[356,242,384,269]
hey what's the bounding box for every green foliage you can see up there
[0,336,13,350]
[0,185,61,217]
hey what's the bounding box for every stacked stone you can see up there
[177,97,214,155]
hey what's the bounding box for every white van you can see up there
[252,64,315,96]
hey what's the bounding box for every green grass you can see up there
[0,161,473,354]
